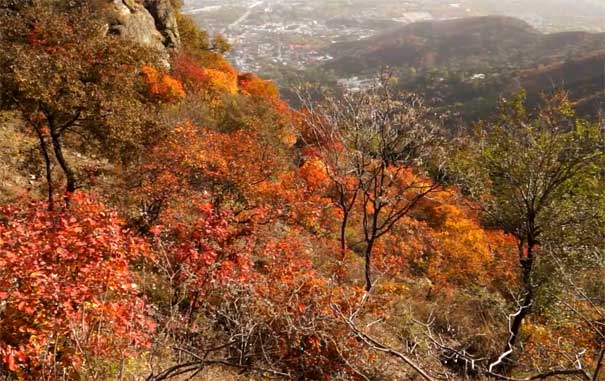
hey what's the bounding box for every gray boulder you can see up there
[107,0,180,52]
[144,0,181,49]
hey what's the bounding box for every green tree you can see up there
[468,91,603,373]
[177,13,231,58]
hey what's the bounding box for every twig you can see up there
[338,310,437,381]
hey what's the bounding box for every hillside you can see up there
[316,16,605,121]
[516,51,605,116]
[324,16,605,74]
[404,48,605,122]
[0,3,604,381]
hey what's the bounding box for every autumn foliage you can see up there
[1,3,603,381]
[172,53,238,97]
[0,194,153,378]
[142,66,186,103]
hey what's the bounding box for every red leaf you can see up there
[4,353,16,372]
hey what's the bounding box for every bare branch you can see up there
[337,308,437,381]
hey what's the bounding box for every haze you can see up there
[184,0,605,33]
[182,0,605,75]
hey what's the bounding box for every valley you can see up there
[185,0,605,122]
[183,0,605,73]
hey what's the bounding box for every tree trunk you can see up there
[33,123,54,211]
[505,282,533,353]
[49,127,76,200]
[508,254,534,346]
[364,240,375,291]
[593,345,604,381]
[340,213,348,260]
[495,243,535,374]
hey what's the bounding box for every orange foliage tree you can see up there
[142,66,185,103]
[172,53,238,99]
[300,86,445,291]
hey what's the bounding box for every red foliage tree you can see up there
[151,203,253,319]
[0,194,153,379]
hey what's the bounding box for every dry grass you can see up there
[0,112,119,205]
[0,112,42,202]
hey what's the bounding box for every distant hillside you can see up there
[324,16,605,75]
[315,16,605,121]
[425,50,605,122]
[517,51,605,117]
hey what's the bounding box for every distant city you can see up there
[183,0,605,78]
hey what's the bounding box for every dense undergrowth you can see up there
[0,1,603,380]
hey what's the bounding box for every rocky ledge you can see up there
[108,0,180,53]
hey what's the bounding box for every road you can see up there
[182,5,222,16]
[227,1,265,30]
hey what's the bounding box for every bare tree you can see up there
[300,77,445,291]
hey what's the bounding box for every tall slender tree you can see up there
[467,91,603,373]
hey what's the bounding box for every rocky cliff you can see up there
[107,0,180,54]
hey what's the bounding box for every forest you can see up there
[0,1,603,381]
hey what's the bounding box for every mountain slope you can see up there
[324,16,605,75]
[318,16,605,120]
[517,51,605,116]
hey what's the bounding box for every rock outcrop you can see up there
[107,0,180,53]
[143,0,181,49]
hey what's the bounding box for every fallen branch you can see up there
[487,368,591,381]
[339,311,437,381]
[148,359,292,381]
